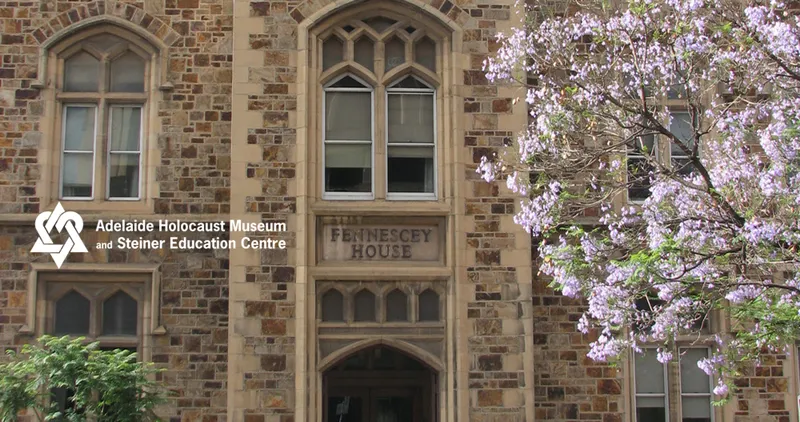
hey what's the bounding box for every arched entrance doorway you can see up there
[323,345,438,422]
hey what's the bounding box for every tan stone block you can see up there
[477,390,503,407]
[7,291,25,308]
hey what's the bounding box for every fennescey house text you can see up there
[330,227,434,259]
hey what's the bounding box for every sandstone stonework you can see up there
[0,0,796,421]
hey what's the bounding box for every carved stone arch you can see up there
[319,337,444,373]
[291,0,472,33]
[31,6,179,90]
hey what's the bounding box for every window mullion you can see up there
[375,85,385,199]
[96,98,107,201]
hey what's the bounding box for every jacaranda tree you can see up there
[479,0,800,400]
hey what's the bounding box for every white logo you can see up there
[31,202,88,268]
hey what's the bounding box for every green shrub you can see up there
[0,336,165,422]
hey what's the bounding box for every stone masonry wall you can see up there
[530,276,626,422]
[0,226,230,421]
[0,0,233,419]
[0,0,233,214]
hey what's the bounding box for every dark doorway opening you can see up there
[323,345,438,422]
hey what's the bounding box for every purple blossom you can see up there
[482,0,800,402]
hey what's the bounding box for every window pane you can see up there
[414,36,436,71]
[321,290,344,322]
[110,53,145,92]
[62,107,95,197]
[681,396,711,421]
[325,91,371,140]
[418,289,439,321]
[64,52,99,92]
[354,290,375,322]
[388,146,433,193]
[354,37,374,72]
[627,157,653,201]
[62,154,94,198]
[680,349,710,393]
[85,34,124,52]
[364,16,396,33]
[635,349,665,394]
[108,153,140,199]
[385,37,405,72]
[636,406,666,422]
[102,291,138,336]
[670,111,694,154]
[109,107,141,151]
[392,76,431,89]
[323,37,344,71]
[325,144,371,193]
[331,76,368,88]
[388,94,434,144]
[64,107,96,151]
[386,289,408,322]
[633,134,655,154]
[54,291,90,335]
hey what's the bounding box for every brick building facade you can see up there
[0,0,797,421]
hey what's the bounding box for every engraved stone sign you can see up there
[318,217,443,263]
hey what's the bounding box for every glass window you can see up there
[680,348,712,422]
[64,52,99,92]
[318,17,440,201]
[57,34,148,202]
[107,106,142,199]
[634,349,667,422]
[61,106,96,198]
[385,37,406,72]
[627,133,655,202]
[323,37,344,71]
[46,278,144,352]
[102,291,138,336]
[365,16,396,33]
[385,289,408,322]
[354,37,374,72]
[387,76,435,196]
[414,36,436,72]
[354,290,376,322]
[110,53,145,92]
[418,289,439,321]
[321,289,345,322]
[54,291,91,335]
[323,75,373,196]
[669,111,695,176]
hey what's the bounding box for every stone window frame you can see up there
[310,7,449,203]
[44,279,145,350]
[20,263,165,363]
[317,281,445,325]
[40,24,163,213]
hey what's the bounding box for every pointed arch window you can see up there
[317,14,441,200]
[55,31,153,201]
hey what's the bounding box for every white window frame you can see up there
[385,75,437,201]
[106,105,144,201]
[633,347,669,422]
[678,347,714,422]
[60,104,98,201]
[321,73,375,201]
